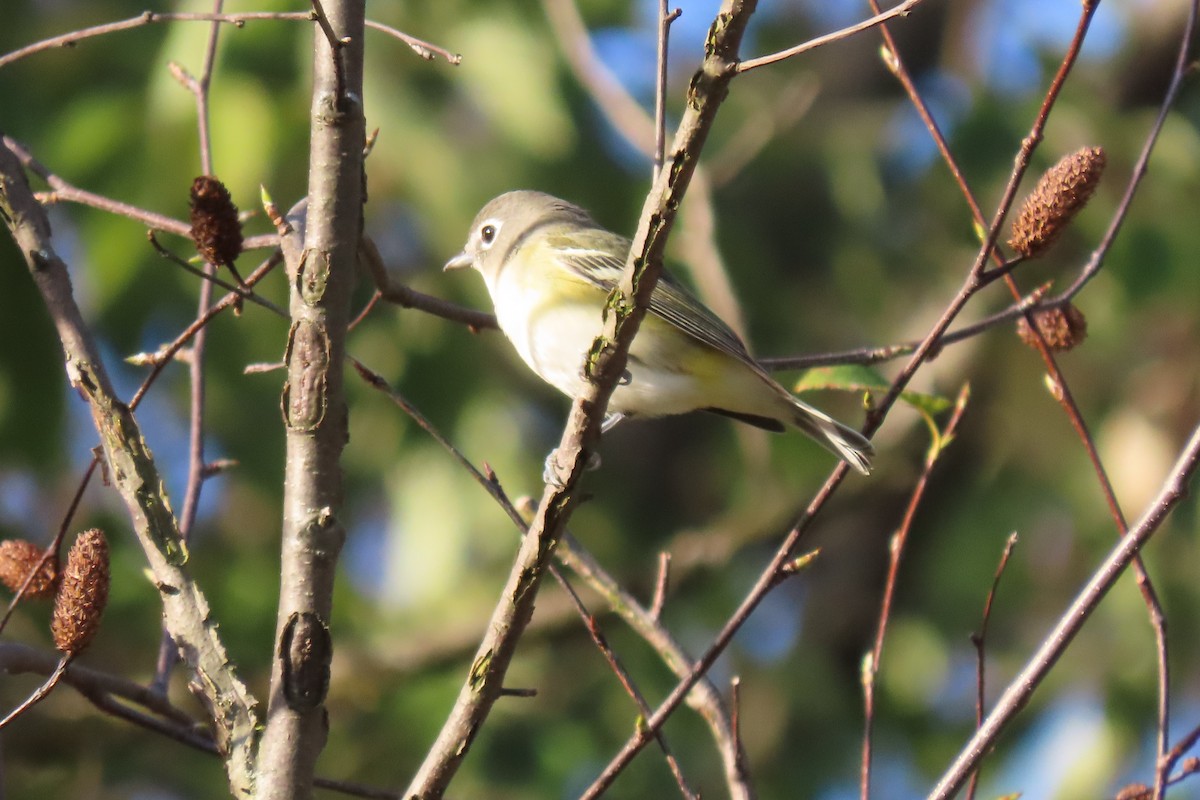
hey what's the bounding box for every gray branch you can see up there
[251,1,365,798]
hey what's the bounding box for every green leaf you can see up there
[904,389,955,419]
[793,363,887,394]
[793,365,953,417]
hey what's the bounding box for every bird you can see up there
[444,190,873,476]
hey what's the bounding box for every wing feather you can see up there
[546,231,755,366]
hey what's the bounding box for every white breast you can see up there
[487,267,599,399]
[483,264,718,418]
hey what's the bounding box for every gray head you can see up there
[444,190,594,278]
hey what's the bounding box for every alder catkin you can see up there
[51,529,110,656]
[0,539,59,599]
[1114,784,1152,800]
[1009,146,1106,258]
[1016,303,1088,352]
[189,175,243,268]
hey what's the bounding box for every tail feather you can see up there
[789,399,874,476]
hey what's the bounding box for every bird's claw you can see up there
[542,448,602,488]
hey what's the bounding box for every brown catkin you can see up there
[1017,303,1088,352]
[51,529,110,655]
[1009,146,1106,258]
[1114,784,1152,800]
[189,175,243,268]
[0,539,59,599]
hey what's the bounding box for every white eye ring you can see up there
[479,220,500,249]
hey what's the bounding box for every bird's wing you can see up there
[547,230,756,366]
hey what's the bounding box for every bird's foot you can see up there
[542,448,602,488]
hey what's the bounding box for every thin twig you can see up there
[1061,0,1198,303]
[3,134,278,251]
[146,232,287,317]
[730,676,747,783]
[759,283,1051,371]
[154,0,226,694]
[360,234,497,330]
[929,422,1200,800]
[0,457,93,635]
[130,253,284,409]
[0,11,458,70]
[7,136,189,236]
[650,552,671,621]
[735,0,925,73]
[0,11,301,69]
[363,19,461,65]
[309,0,349,103]
[555,568,699,799]
[1041,349,1172,800]
[653,3,682,181]
[965,532,1019,800]
[0,655,71,730]
[860,385,969,800]
[348,289,384,332]
[1161,720,1200,782]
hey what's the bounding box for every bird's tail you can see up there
[788,397,874,476]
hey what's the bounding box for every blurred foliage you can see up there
[1,0,1199,798]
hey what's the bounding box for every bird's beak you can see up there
[443,251,473,271]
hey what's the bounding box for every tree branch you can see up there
[404,3,761,796]
[251,1,365,797]
[734,0,925,73]
[0,136,258,799]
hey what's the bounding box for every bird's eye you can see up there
[479,223,498,247]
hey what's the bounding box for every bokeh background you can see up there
[1,0,1198,797]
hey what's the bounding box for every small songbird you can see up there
[445,190,873,475]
